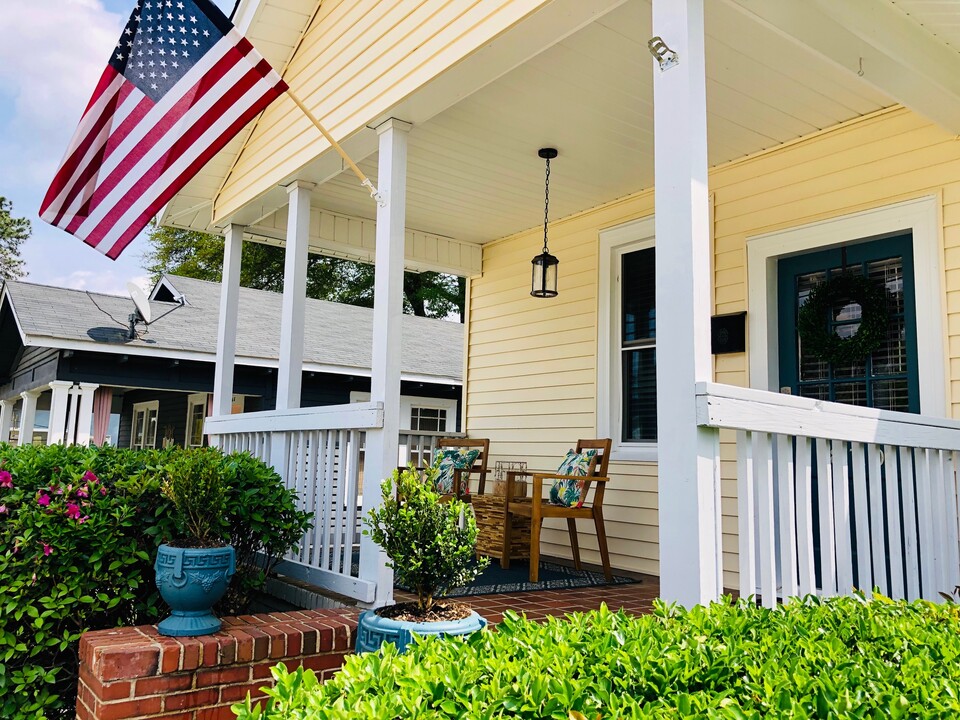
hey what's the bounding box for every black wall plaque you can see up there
[711,312,747,354]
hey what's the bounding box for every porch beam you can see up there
[652,0,722,606]
[213,223,243,417]
[724,0,960,135]
[359,118,412,608]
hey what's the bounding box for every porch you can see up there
[175,0,960,610]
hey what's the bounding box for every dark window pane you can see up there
[622,348,657,442]
[622,247,656,343]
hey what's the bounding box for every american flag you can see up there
[40,0,287,259]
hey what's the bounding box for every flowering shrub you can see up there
[0,443,310,720]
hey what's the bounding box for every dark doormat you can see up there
[436,559,637,597]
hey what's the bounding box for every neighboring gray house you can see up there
[0,275,463,449]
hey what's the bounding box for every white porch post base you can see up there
[213,224,244,420]
[0,400,12,444]
[652,0,722,605]
[19,390,40,447]
[47,381,72,445]
[75,383,99,445]
[359,118,412,609]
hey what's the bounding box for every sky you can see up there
[0,0,233,295]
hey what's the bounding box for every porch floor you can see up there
[394,580,662,623]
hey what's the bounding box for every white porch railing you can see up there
[205,403,463,604]
[697,382,960,607]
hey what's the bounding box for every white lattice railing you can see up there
[697,382,960,607]
[206,402,382,603]
[206,405,464,603]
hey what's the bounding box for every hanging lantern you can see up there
[531,148,559,298]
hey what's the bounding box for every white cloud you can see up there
[47,269,149,297]
[0,0,124,188]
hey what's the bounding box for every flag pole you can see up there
[286,88,384,206]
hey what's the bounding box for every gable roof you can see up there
[0,276,462,384]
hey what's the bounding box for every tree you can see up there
[0,197,29,282]
[144,224,465,320]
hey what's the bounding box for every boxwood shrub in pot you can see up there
[155,447,236,636]
[356,465,489,653]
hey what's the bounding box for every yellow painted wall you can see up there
[214,0,549,222]
[467,106,960,587]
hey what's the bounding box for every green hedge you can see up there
[0,443,311,720]
[236,595,960,719]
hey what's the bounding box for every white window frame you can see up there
[130,400,159,450]
[349,392,457,432]
[746,195,947,417]
[598,216,658,462]
[185,393,208,447]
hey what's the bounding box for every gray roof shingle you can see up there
[3,275,463,382]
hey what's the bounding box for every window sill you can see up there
[610,443,658,463]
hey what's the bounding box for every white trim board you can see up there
[746,195,947,417]
[597,215,657,462]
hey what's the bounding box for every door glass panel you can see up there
[788,243,914,414]
[621,347,657,442]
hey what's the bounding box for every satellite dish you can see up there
[124,279,186,340]
[127,282,152,323]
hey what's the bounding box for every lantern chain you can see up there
[542,157,551,254]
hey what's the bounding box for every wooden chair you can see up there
[434,437,490,500]
[501,439,612,583]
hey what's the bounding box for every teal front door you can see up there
[777,233,919,588]
[778,233,919,413]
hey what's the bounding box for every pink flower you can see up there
[0,504,7,514]
[42,543,53,557]
[99,487,107,496]
[37,492,50,507]
[83,470,98,484]
[78,516,90,524]
[65,503,81,520]
[0,471,12,488]
[76,489,88,499]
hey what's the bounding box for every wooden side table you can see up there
[473,467,531,560]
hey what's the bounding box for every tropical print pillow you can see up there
[430,448,481,495]
[549,449,599,507]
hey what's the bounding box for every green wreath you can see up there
[797,274,889,365]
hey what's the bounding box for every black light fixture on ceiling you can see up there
[531,147,559,298]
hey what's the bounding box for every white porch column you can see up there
[47,381,73,445]
[359,118,411,608]
[18,389,40,447]
[74,383,99,445]
[275,181,313,411]
[0,400,13,444]
[651,0,722,606]
[213,224,244,418]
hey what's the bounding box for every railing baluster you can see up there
[296,431,310,564]
[832,440,853,595]
[332,430,347,575]
[915,448,936,600]
[303,430,320,566]
[736,430,756,600]
[776,434,798,600]
[795,436,816,597]
[934,451,951,594]
[347,429,362,577]
[946,452,960,593]
[753,432,776,608]
[900,447,921,600]
[816,437,836,597]
[883,445,905,599]
[851,442,872,596]
[321,430,337,572]
[867,444,887,596]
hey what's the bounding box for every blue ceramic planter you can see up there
[154,544,235,637]
[356,608,487,654]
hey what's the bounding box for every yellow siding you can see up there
[467,106,960,589]
[214,0,548,222]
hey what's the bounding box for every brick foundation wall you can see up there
[76,609,359,720]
